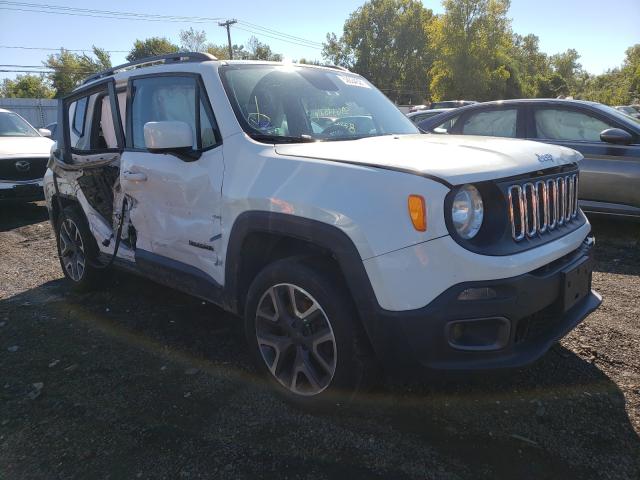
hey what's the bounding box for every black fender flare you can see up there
[224,211,382,328]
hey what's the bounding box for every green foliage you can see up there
[44,47,112,98]
[428,0,514,101]
[1,74,54,98]
[126,37,179,62]
[325,0,638,106]
[323,0,434,104]
[180,28,208,52]
[245,36,283,61]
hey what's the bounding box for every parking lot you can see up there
[1,201,639,479]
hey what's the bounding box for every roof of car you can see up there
[466,98,601,107]
[407,108,453,117]
[80,52,351,88]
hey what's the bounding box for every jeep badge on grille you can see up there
[536,153,554,163]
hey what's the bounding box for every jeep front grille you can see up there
[507,174,579,241]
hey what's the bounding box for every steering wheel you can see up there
[247,112,272,130]
[321,123,353,138]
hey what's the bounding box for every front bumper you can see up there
[0,180,44,201]
[367,237,601,372]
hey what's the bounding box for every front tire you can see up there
[244,258,374,408]
[56,205,101,291]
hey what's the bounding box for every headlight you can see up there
[451,184,484,239]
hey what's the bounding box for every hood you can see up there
[275,134,582,186]
[0,136,54,156]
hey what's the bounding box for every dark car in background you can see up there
[614,106,640,119]
[429,100,477,109]
[418,99,640,219]
[406,108,453,124]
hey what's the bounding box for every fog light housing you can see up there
[457,287,497,301]
[446,317,510,351]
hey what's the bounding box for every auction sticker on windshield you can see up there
[337,75,371,88]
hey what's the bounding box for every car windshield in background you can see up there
[596,104,640,125]
[219,64,418,143]
[0,112,39,137]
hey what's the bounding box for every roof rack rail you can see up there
[82,51,217,85]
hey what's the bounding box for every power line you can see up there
[0,45,129,53]
[234,25,322,50]
[0,6,215,23]
[0,1,221,22]
[237,20,323,47]
[0,1,325,49]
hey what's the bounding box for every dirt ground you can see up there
[1,201,639,480]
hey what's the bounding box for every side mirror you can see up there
[600,128,633,145]
[38,128,52,138]
[144,121,193,152]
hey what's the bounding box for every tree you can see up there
[550,48,583,94]
[577,44,640,105]
[246,36,282,61]
[1,74,54,98]
[429,0,514,101]
[126,37,179,62]
[44,47,112,97]
[322,0,435,104]
[180,28,208,52]
[510,33,551,97]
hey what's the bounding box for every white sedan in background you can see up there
[0,108,53,202]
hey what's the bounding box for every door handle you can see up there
[123,171,147,182]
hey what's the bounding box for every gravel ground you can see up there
[0,201,639,479]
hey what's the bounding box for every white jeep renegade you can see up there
[44,53,601,406]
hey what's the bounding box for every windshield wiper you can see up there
[249,133,319,144]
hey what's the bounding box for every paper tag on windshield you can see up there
[337,75,371,88]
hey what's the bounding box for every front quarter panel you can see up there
[219,133,450,268]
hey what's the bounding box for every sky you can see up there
[0,0,638,83]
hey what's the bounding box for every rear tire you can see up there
[244,257,375,409]
[55,205,102,291]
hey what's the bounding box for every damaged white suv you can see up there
[45,53,601,406]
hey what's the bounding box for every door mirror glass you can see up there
[144,121,193,151]
[38,128,52,138]
[600,128,633,145]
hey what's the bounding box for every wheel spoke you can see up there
[289,347,304,393]
[271,286,289,318]
[310,348,334,374]
[309,327,333,348]
[59,232,72,256]
[301,354,322,390]
[256,332,292,374]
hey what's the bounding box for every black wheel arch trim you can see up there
[223,211,383,334]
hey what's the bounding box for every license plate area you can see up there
[562,255,592,312]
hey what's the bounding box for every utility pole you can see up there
[218,19,237,59]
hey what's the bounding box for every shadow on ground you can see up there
[1,270,638,479]
[0,200,49,232]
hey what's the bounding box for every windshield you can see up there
[219,64,418,142]
[0,112,40,137]
[595,104,640,126]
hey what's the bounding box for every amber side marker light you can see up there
[408,195,427,231]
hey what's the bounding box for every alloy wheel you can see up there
[255,283,337,396]
[59,218,86,282]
